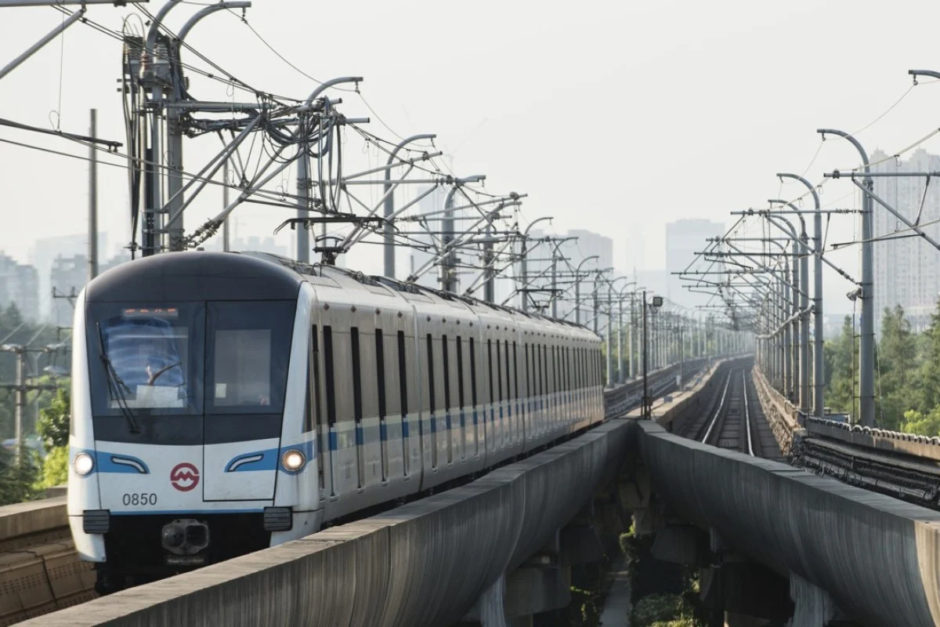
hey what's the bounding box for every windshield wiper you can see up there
[96,322,141,434]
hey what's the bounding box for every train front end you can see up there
[67,252,318,591]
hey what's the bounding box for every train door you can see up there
[355,316,382,489]
[323,322,358,497]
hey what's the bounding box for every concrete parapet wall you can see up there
[637,420,940,626]
[0,496,67,548]
[752,367,799,455]
[26,422,630,627]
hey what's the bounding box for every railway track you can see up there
[676,364,782,461]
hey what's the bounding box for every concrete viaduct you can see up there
[20,358,940,626]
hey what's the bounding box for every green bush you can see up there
[37,386,70,448]
[632,593,698,627]
[0,446,41,505]
[36,445,68,490]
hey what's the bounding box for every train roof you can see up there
[86,251,303,302]
[87,251,601,341]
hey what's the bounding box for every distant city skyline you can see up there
[871,148,940,335]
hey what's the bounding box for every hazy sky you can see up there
[4,0,940,314]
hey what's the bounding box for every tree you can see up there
[900,408,940,437]
[913,299,940,413]
[37,385,69,448]
[0,446,40,505]
[36,383,70,489]
[876,305,918,430]
[825,316,857,416]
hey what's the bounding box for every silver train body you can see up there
[67,252,604,589]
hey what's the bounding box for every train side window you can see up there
[397,331,408,416]
[305,326,319,432]
[426,334,436,414]
[375,329,386,420]
[567,347,572,391]
[553,345,559,394]
[512,342,519,398]
[524,344,531,398]
[578,347,584,388]
[496,339,504,402]
[538,344,545,396]
[597,349,601,384]
[323,326,336,426]
[487,339,494,405]
[470,337,478,406]
[351,327,362,423]
[442,335,452,411]
[504,339,511,401]
[456,336,465,408]
[546,344,552,394]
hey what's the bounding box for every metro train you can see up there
[67,251,605,591]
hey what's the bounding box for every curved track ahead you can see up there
[676,364,783,461]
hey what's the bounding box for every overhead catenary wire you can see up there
[12,2,520,271]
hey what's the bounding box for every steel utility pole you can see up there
[0,345,58,462]
[484,215,495,303]
[384,134,436,279]
[818,129,874,425]
[574,256,599,325]
[606,282,613,386]
[442,175,485,293]
[165,1,252,252]
[778,172,824,418]
[88,109,98,280]
[222,159,230,251]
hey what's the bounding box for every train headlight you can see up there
[73,452,94,476]
[281,449,306,472]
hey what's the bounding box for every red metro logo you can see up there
[169,462,200,492]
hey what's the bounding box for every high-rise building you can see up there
[30,233,107,321]
[0,252,39,321]
[871,149,940,333]
[666,219,725,309]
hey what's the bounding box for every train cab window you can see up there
[208,301,293,413]
[375,329,386,420]
[426,334,436,413]
[397,331,408,416]
[89,303,203,415]
[323,326,337,426]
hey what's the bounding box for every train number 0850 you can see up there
[122,492,158,507]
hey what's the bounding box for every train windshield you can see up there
[87,300,295,426]
[91,304,203,414]
[206,301,294,414]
